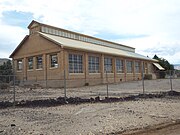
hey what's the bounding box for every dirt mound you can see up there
[0,90,179,109]
[165,90,180,96]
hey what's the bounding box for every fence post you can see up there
[13,74,16,107]
[9,75,10,83]
[169,70,173,91]
[142,63,145,95]
[45,73,47,89]
[106,70,109,98]
[12,62,16,108]
[64,70,67,99]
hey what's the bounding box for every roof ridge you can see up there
[28,20,135,50]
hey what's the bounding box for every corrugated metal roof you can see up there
[39,32,157,61]
[153,63,165,70]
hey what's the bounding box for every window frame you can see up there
[50,54,58,68]
[104,57,113,73]
[27,57,33,70]
[17,59,23,71]
[68,53,83,73]
[116,58,124,73]
[36,55,43,70]
[88,55,100,73]
[126,60,133,73]
[135,61,141,73]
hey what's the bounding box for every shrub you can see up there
[144,74,152,80]
[0,83,10,90]
[159,72,166,78]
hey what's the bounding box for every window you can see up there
[71,33,75,39]
[126,61,133,73]
[49,28,53,34]
[41,26,45,32]
[69,54,83,73]
[58,31,62,36]
[47,28,50,33]
[45,27,48,33]
[67,33,71,38]
[104,57,113,73]
[28,57,33,70]
[52,29,56,35]
[91,39,95,44]
[116,59,124,73]
[75,35,79,40]
[86,37,89,42]
[36,56,43,69]
[79,36,82,40]
[135,62,140,73]
[88,56,100,73]
[55,30,58,35]
[17,59,22,71]
[62,31,65,37]
[50,54,58,68]
[64,32,67,37]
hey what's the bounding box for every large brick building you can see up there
[10,20,162,87]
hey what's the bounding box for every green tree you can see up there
[153,54,159,60]
[0,60,13,83]
[153,55,174,78]
[153,55,174,70]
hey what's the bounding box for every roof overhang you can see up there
[38,32,157,62]
[153,63,165,70]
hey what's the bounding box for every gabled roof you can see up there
[39,32,157,62]
[10,20,157,62]
[27,20,135,51]
[27,20,40,29]
[9,35,29,58]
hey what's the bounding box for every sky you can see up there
[0,0,180,64]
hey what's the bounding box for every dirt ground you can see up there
[0,79,180,135]
[135,124,180,135]
[0,98,180,135]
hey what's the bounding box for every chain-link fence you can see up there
[0,69,16,107]
[0,69,180,105]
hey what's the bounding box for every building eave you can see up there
[39,32,156,62]
[39,32,63,48]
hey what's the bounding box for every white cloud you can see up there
[0,20,28,57]
[116,33,180,64]
[0,0,180,64]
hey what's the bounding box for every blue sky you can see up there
[1,11,33,28]
[0,0,180,64]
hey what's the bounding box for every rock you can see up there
[11,124,16,127]
[176,118,180,123]
[90,97,95,102]
[167,90,180,96]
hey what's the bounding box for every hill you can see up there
[174,64,180,70]
[0,58,10,66]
